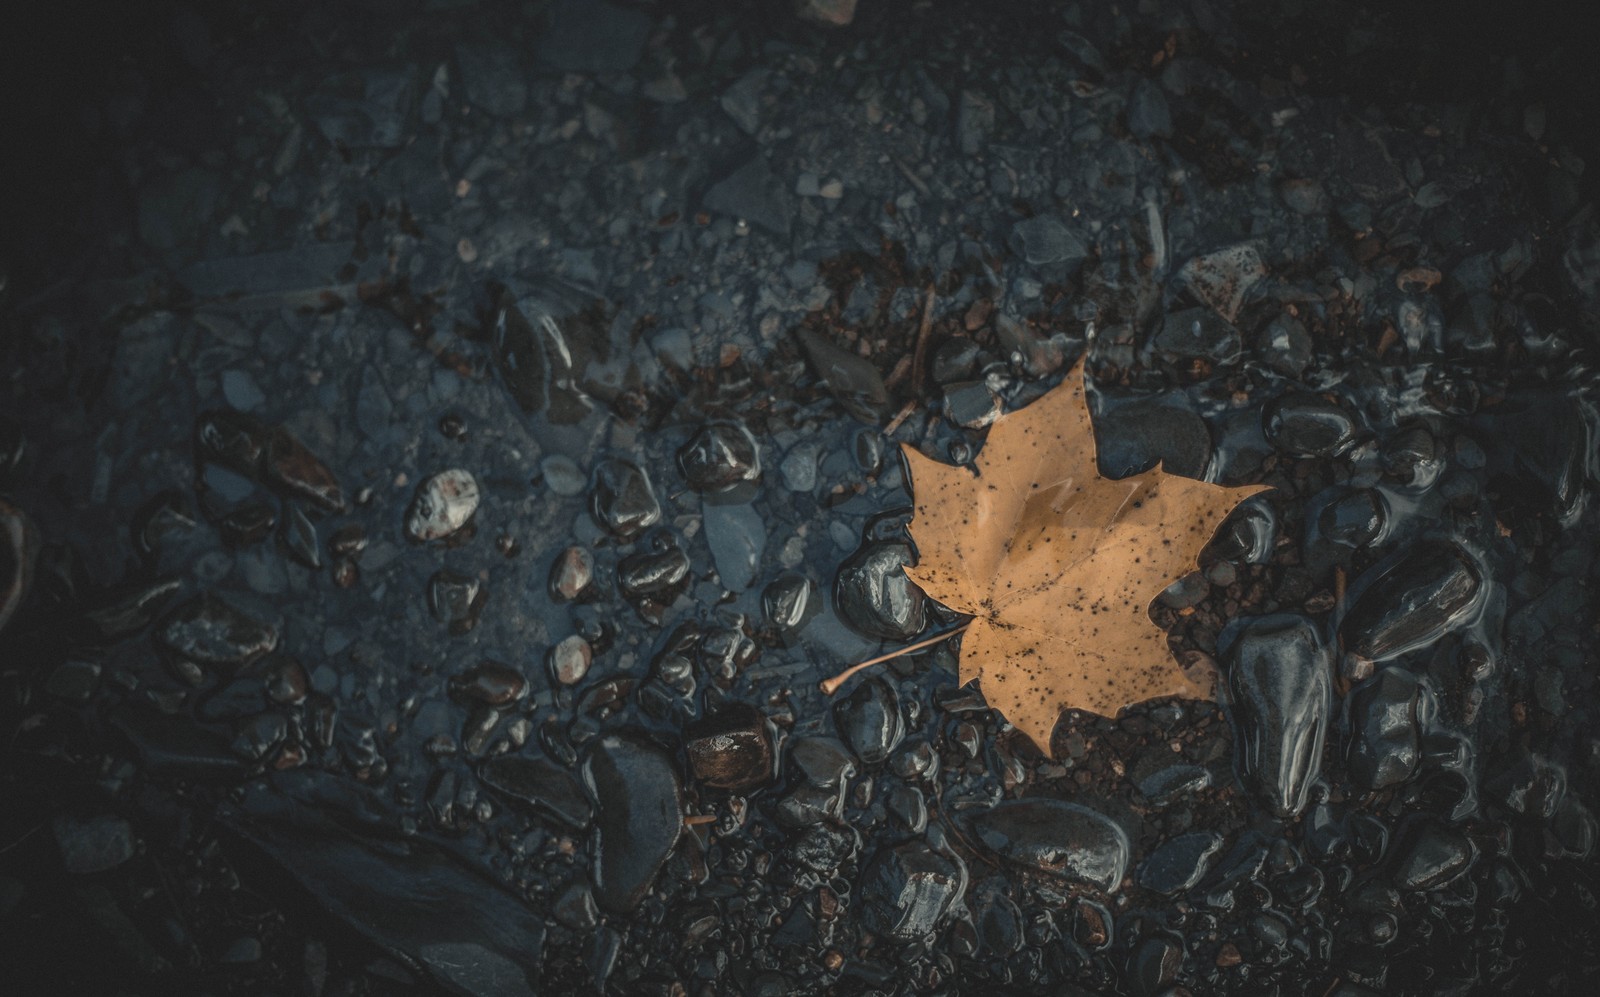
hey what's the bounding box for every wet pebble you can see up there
[1319,489,1387,548]
[677,422,760,492]
[1389,818,1476,891]
[617,534,690,601]
[263,655,308,706]
[1346,668,1423,790]
[1137,830,1226,895]
[1204,497,1278,564]
[1483,750,1566,819]
[158,593,278,669]
[429,570,487,635]
[1264,394,1359,458]
[218,502,276,547]
[547,634,592,686]
[232,710,289,761]
[789,736,857,789]
[589,459,660,539]
[1223,614,1331,818]
[858,842,967,941]
[554,881,599,931]
[264,427,344,513]
[1095,400,1212,479]
[406,469,480,543]
[448,661,526,707]
[834,540,925,641]
[541,455,587,497]
[779,444,819,492]
[45,659,101,703]
[195,410,268,477]
[833,678,903,766]
[549,546,594,602]
[1132,764,1203,812]
[1340,540,1484,662]
[584,732,682,913]
[762,573,816,633]
[279,503,321,568]
[790,821,858,872]
[1257,314,1313,377]
[1127,932,1184,997]
[685,705,775,791]
[971,799,1129,892]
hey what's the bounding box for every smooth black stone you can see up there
[834,540,925,641]
[832,677,904,766]
[970,799,1129,892]
[1340,540,1484,662]
[1222,614,1331,818]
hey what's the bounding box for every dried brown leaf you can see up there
[903,358,1267,755]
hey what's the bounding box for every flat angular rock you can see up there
[585,732,682,914]
[158,593,278,669]
[535,0,651,73]
[454,42,527,117]
[858,843,967,940]
[53,815,136,874]
[703,502,765,593]
[704,156,792,237]
[1010,215,1088,267]
[479,755,593,830]
[223,781,544,996]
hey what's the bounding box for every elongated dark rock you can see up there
[1340,540,1484,662]
[971,799,1129,892]
[1223,614,1331,818]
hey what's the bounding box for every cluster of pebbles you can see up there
[3,0,1599,994]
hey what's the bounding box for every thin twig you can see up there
[884,399,917,436]
[910,283,936,396]
[892,157,932,197]
[819,620,972,696]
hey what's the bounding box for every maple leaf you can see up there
[901,358,1268,755]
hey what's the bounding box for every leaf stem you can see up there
[818,620,973,696]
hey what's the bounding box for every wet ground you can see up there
[3,0,1599,994]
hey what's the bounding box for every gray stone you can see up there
[1010,215,1088,266]
[703,501,765,593]
[53,815,136,874]
[704,156,793,237]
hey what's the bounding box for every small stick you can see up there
[893,157,932,197]
[884,399,917,436]
[819,620,972,696]
[910,283,936,395]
